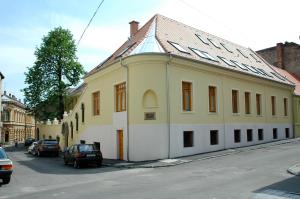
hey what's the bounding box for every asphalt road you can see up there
[1,142,300,199]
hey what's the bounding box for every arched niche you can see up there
[142,89,158,108]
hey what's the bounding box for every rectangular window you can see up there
[232,90,239,113]
[209,86,217,113]
[247,129,253,142]
[237,49,248,58]
[245,92,251,114]
[207,38,221,48]
[258,129,264,141]
[210,130,218,145]
[92,91,100,115]
[167,41,189,54]
[271,96,276,116]
[195,34,209,45]
[182,82,192,111]
[284,98,288,116]
[183,131,194,147]
[234,129,241,143]
[273,128,278,139]
[285,128,290,138]
[115,82,126,112]
[256,94,261,115]
[220,43,233,53]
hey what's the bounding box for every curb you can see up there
[287,163,300,176]
[104,138,300,169]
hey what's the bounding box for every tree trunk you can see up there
[58,64,64,120]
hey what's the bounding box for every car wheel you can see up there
[97,161,102,167]
[2,177,10,184]
[74,160,80,169]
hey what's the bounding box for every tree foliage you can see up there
[23,27,84,120]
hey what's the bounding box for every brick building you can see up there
[257,42,300,78]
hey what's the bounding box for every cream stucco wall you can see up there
[293,95,300,137]
[40,54,295,161]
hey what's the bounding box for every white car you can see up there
[28,142,38,156]
[0,147,13,184]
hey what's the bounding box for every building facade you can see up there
[257,42,300,78]
[1,91,35,144]
[41,14,294,161]
[0,72,4,144]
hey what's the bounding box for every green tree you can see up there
[23,27,84,120]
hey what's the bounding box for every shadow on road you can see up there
[252,175,300,198]
[6,146,125,175]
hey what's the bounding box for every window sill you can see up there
[181,111,195,114]
[232,113,240,116]
[245,114,252,117]
[208,112,218,115]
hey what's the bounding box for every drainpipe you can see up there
[221,76,226,149]
[166,53,172,158]
[121,57,130,161]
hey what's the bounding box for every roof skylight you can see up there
[218,56,236,67]
[115,42,136,58]
[220,43,233,53]
[270,72,286,81]
[207,38,221,49]
[190,47,218,62]
[256,68,273,78]
[250,53,261,63]
[195,34,209,45]
[231,60,248,71]
[237,49,248,58]
[168,41,189,54]
[242,64,259,74]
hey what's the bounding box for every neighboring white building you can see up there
[0,72,4,144]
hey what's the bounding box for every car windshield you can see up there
[0,148,8,159]
[79,145,96,152]
[44,140,58,144]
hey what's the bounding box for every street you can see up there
[1,141,300,199]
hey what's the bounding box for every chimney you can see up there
[9,93,11,97]
[4,90,6,95]
[276,43,284,69]
[129,20,139,37]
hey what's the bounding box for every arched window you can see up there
[81,103,85,123]
[75,113,79,131]
[70,121,73,139]
[142,89,158,108]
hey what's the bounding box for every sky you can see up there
[1,0,299,100]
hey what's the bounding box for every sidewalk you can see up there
[103,138,300,169]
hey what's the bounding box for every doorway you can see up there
[117,130,124,160]
[5,132,9,143]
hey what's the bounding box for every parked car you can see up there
[35,139,60,157]
[24,138,36,147]
[28,142,38,155]
[0,147,13,184]
[63,144,103,168]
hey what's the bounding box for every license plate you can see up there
[87,154,95,157]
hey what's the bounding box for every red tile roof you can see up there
[271,66,300,95]
[84,14,293,86]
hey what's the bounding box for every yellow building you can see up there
[271,66,300,137]
[43,14,294,161]
[1,91,35,144]
[0,72,4,143]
